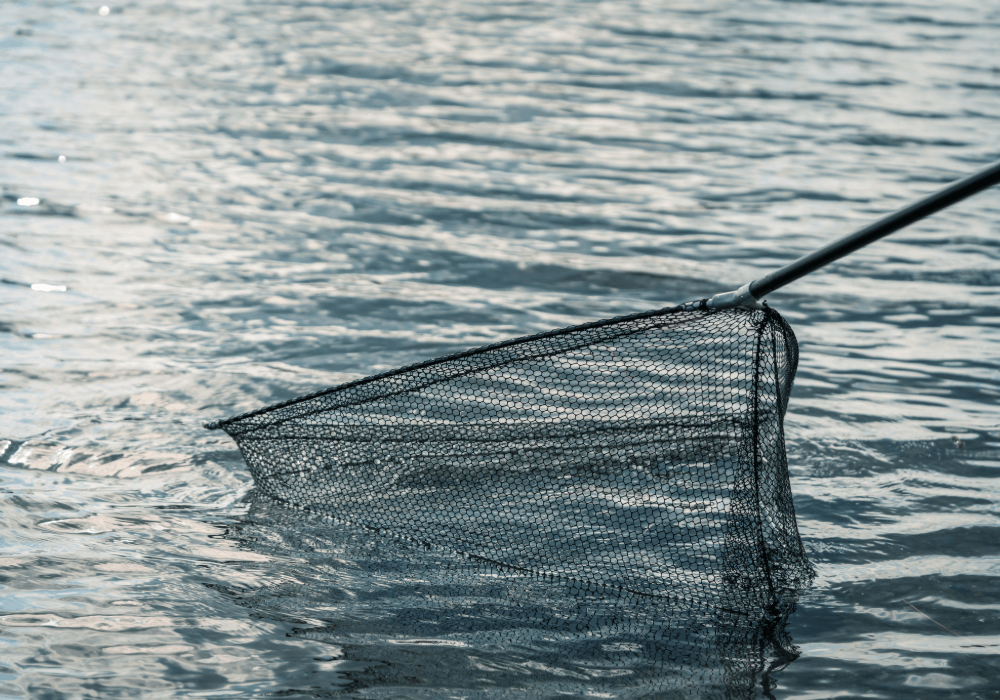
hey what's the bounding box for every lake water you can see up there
[2,0,1000,697]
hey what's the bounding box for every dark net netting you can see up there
[208,305,813,611]
[218,493,805,699]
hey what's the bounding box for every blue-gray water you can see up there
[2,0,1000,697]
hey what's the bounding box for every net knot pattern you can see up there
[208,306,814,611]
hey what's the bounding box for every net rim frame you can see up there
[204,301,743,431]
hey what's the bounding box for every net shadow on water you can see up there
[220,493,807,699]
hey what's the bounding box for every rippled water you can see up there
[3,0,1000,697]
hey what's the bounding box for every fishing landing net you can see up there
[205,160,1000,616]
[207,305,813,611]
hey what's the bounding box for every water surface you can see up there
[2,0,1000,697]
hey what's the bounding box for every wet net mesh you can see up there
[207,305,813,611]
[221,493,805,699]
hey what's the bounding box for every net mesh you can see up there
[219,493,804,699]
[208,305,813,611]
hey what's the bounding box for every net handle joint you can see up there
[705,281,759,310]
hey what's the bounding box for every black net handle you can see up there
[707,158,1000,308]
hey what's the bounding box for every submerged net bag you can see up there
[208,305,813,611]
[222,493,804,698]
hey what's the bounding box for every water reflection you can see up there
[215,493,807,698]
